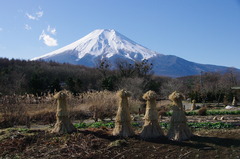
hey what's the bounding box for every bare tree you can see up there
[115,59,135,78]
[95,58,111,77]
[134,59,153,78]
[161,78,184,98]
[118,77,144,99]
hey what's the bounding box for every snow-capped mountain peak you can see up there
[32,29,160,63]
[32,29,235,77]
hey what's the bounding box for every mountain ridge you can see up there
[32,29,159,62]
[32,29,236,77]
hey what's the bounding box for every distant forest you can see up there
[0,58,239,102]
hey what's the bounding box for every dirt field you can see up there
[0,125,240,159]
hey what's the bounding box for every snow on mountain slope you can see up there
[32,29,160,63]
[32,29,235,77]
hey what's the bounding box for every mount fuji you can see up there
[32,29,231,77]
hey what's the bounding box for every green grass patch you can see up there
[74,121,236,129]
[206,110,240,115]
[74,122,115,129]
[160,122,234,129]
[188,122,234,129]
[166,110,240,116]
[74,121,143,129]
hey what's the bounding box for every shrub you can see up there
[69,109,91,122]
[0,90,142,127]
[0,95,30,128]
[79,90,141,121]
[198,107,207,116]
[117,77,144,99]
[80,91,118,121]
[29,109,56,124]
[157,106,168,117]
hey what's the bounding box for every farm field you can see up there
[0,123,240,159]
[0,92,240,158]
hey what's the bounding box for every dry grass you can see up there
[78,90,141,121]
[0,95,29,128]
[0,90,142,128]
[156,100,172,110]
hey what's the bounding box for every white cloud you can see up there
[39,30,58,46]
[0,27,3,31]
[36,11,43,18]
[26,13,37,20]
[26,9,43,20]
[24,24,31,30]
[47,25,56,35]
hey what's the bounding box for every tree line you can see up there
[0,58,239,103]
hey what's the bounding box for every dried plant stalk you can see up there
[190,99,196,111]
[167,91,193,141]
[112,89,135,137]
[140,91,164,139]
[232,97,237,106]
[52,91,76,134]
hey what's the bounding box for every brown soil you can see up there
[0,127,240,159]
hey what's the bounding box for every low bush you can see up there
[29,109,56,124]
[158,110,167,117]
[198,107,207,116]
[79,90,141,121]
[81,91,117,121]
[0,96,30,128]
[69,109,91,122]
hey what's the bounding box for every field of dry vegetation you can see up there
[0,91,142,128]
[0,91,240,159]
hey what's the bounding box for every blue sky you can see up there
[0,0,240,68]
